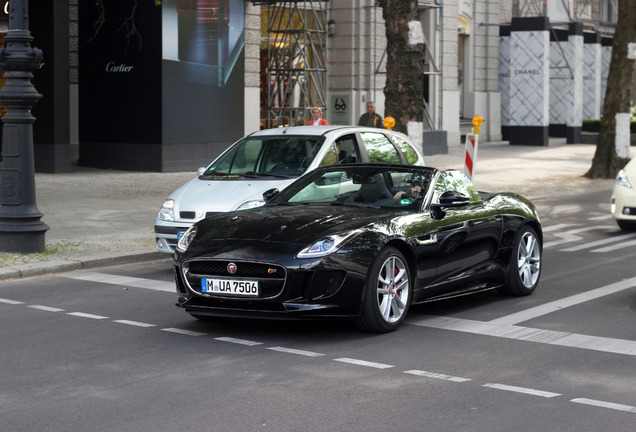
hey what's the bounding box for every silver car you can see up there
[154,126,426,253]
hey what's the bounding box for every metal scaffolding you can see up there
[256,0,328,128]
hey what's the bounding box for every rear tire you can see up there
[498,225,541,296]
[355,247,412,332]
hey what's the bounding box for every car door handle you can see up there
[416,234,438,245]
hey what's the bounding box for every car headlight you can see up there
[158,199,175,221]
[297,229,363,258]
[176,225,197,253]
[236,199,266,210]
[616,169,632,188]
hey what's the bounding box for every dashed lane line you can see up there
[2,298,636,416]
[571,398,636,414]
[483,383,561,398]
[214,336,263,346]
[67,312,109,320]
[334,358,394,369]
[0,298,24,305]
[161,328,206,337]
[113,320,156,328]
[404,370,471,383]
[268,346,325,357]
[27,305,65,312]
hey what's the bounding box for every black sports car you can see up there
[173,164,542,332]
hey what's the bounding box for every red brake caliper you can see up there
[394,267,401,297]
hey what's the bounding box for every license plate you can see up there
[201,278,259,297]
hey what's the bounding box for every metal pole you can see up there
[0,0,49,253]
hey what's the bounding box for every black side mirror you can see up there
[262,188,280,202]
[438,191,470,207]
[429,191,470,220]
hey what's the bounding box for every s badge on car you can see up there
[227,263,237,274]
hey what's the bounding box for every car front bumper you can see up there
[611,186,636,221]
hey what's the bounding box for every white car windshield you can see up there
[202,136,325,178]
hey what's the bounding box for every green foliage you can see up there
[582,119,600,133]
[583,118,636,134]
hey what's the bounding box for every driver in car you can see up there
[393,176,423,200]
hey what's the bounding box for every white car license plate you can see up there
[201,278,259,297]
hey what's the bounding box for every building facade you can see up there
[0,0,625,173]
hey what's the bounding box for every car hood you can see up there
[188,205,390,253]
[170,177,296,215]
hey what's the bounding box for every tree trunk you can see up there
[378,0,425,135]
[585,0,636,179]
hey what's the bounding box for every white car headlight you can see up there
[158,199,175,221]
[236,199,266,210]
[616,169,632,188]
[176,225,197,253]
[297,229,363,258]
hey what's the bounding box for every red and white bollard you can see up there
[463,115,483,181]
[464,133,478,181]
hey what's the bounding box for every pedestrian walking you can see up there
[357,101,384,128]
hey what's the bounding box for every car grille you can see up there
[183,259,286,298]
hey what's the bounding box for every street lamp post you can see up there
[0,0,49,253]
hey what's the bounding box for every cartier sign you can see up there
[105,62,134,72]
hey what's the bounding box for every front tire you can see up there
[498,225,541,296]
[617,220,636,231]
[355,247,412,332]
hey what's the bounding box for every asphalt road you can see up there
[2,186,636,432]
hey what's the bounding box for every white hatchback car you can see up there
[154,125,427,253]
[611,156,636,230]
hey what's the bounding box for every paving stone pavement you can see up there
[0,137,617,280]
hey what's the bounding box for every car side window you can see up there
[319,134,358,166]
[392,136,419,165]
[360,132,400,164]
[432,170,481,203]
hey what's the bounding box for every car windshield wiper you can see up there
[199,171,233,178]
[244,171,295,179]
[331,202,380,209]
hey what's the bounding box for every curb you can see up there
[0,251,169,281]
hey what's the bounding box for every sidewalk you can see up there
[0,137,614,280]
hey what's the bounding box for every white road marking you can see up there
[0,298,24,305]
[161,328,206,336]
[67,312,109,320]
[334,358,394,369]
[28,305,65,312]
[113,320,155,328]
[588,214,612,221]
[404,370,471,382]
[409,315,636,357]
[560,232,636,251]
[592,237,636,253]
[214,336,263,346]
[543,226,613,248]
[61,272,175,292]
[489,276,636,325]
[542,223,574,233]
[483,383,561,398]
[571,398,636,413]
[268,347,325,357]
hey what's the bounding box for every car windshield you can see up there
[201,135,325,178]
[269,166,437,210]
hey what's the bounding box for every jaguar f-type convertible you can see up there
[173,164,542,332]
